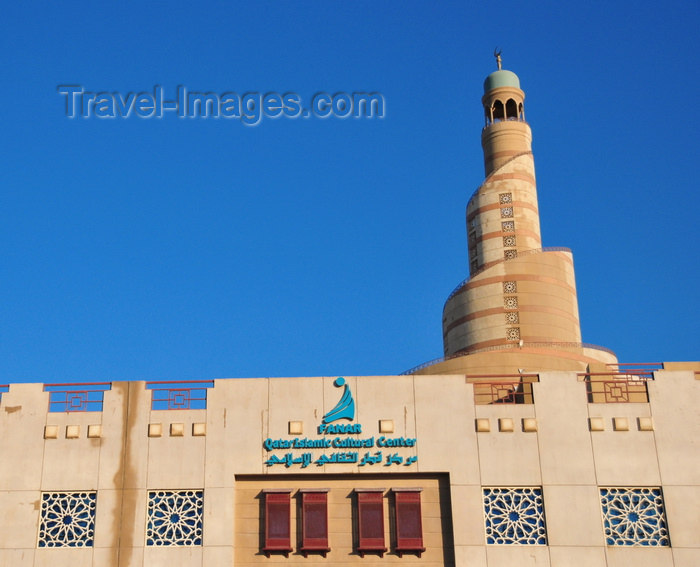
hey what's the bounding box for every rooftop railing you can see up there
[604,363,663,378]
[44,383,112,412]
[401,342,616,375]
[579,366,662,403]
[145,380,215,410]
[472,380,535,405]
[444,247,572,305]
[582,376,650,404]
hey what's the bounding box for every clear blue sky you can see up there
[1,1,698,384]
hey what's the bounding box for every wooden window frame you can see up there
[262,489,293,558]
[300,489,331,557]
[356,489,387,557]
[393,488,425,557]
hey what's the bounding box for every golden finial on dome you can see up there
[494,48,502,70]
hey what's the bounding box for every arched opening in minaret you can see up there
[484,107,493,126]
[505,99,518,120]
[492,100,505,122]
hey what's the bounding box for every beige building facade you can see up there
[0,59,698,567]
[0,367,699,567]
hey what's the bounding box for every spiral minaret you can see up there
[414,54,616,375]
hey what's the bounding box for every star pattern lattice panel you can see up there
[503,281,517,293]
[505,327,521,341]
[38,492,97,547]
[600,487,669,546]
[147,490,204,546]
[483,487,547,545]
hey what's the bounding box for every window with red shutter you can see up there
[356,489,387,557]
[262,489,293,557]
[393,488,425,557]
[300,489,330,557]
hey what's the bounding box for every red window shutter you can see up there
[394,489,425,557]
[263,490,292,557]
[301,490,330,557]
[357,490,387,557]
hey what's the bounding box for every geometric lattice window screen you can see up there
[505,312,520,324]
[600,488,669,546]
[504,296,518,310]
[503,281,517,293]
[146,490,204,546]
[506,327,521,341]
[38,492,97,547]
[499,193,513,204]
[483,487,547,545]
[500,207,514,218]
[504,250,518,260]
[501,221,515,232]
[503,235,517,247]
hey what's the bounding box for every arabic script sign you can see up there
[265,450,418,468]
[263,377,418,469]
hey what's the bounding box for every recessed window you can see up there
[146,490,203,546]
[492,100,505,122]
[393,489,425,557]
[300,489,330,557]
[38,492,96,547]
[262,490,292,557]
[356,490,387,557]
[483,487,546,545]
[600,488,669,546]
[505,99,518,120]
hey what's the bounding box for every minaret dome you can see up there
[483,69,520,92]
[480,57,530,177]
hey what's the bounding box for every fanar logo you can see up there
[318,377,361,434]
